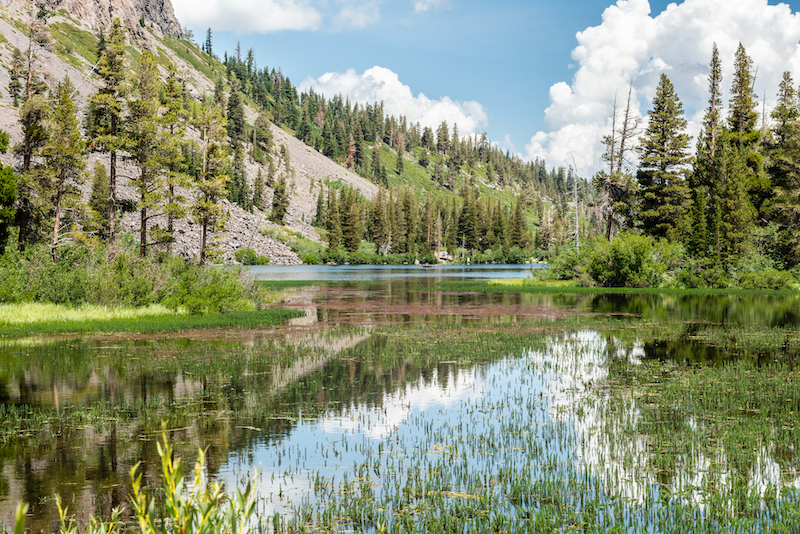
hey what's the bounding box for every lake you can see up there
[248,263,540,281]
[1,268,799,532]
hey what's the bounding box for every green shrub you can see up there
[162,263,259,314]
[579,233,684,288]
[234,247,270,265]
[0,237,265,312]
[261,226,288,243]
[23,245,93,304]
[289,236,325,264]
[729,252,799,290]
[737,268,798,290]
[300,253,322,265]
[0,244,26,304]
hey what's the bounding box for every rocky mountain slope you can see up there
[8,0,183,41]
[0,0,379,264]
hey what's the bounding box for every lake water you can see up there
[1,268,799,532]
[248,263,540,281]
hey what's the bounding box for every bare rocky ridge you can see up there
[8,0,183,41]
[0,2,380,264]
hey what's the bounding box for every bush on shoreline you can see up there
[0,235,265,313]
[546,232,800,290]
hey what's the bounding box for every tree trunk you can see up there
[52,182,64,262]
[109,146,117,242]
[199,223,207,265]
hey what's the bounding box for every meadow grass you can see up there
[0,302,179,325]
[0,305,302,336]
[48,22,99,64]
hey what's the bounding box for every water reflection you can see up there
[534,332,800,511]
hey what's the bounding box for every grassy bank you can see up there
[451,278,800,296]
[0,303,302,336]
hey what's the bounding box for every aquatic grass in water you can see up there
[215,331,800,533]
[0,302,181,325]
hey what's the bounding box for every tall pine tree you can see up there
[636,74,691,240]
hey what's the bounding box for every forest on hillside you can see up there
[204,31,598,263]
[1,12,594,273]
[5,10,800,287]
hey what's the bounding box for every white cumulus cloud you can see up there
[171,0,323,33]
[300,66,489,135]
[526,0,800,176]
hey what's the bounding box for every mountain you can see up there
[7,0,183,41]
[0,0,592,265]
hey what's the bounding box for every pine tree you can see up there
[313,187,325,226]
[0,130,16,254]
[42,77,85,261]
[692,44,725,259]
[227,77,246,146]
[721,146,756,258]
[509,196,527,249]
[728,43,758,142]
[270,173,289,224]
[86,162,110,237]
[492,200,508,252]
[204,28,213,57]
[127,50,163,257]
[772,71,798,146]
[371,189,388,254]
[88,18,126,242]
[458,188,477,251]
[7,47,24,106]
[396,146,404,175]
[341,187,361,252]
[193,104,230,265]
[636,74,691,240]
[326,188,342,250]
[371,139,381,181]
[15,93,48,248]
[767,71,800,266]
[725,43,763,247]
[253,169,265,210]
[159,62,190,253]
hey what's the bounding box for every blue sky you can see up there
[172,0,800,175]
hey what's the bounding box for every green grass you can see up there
[0,302,179,325]
[48,22,99,65]
[444,279,800,296]
[161,35,221,79]
[489,277,578,288]
[0,307,302,336]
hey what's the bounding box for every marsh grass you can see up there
[0,302,179,325]
[0,308,302,336]
[451,280,800,296]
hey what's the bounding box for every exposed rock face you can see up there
[9,0,183,41]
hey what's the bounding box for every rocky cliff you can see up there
[8,0,183,41]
